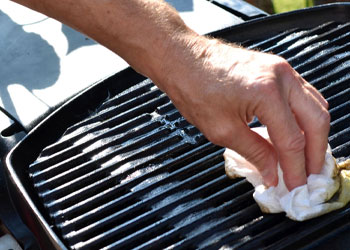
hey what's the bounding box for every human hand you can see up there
[154,36,330,191]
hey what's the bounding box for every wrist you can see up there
[150,33,238,99]
[150,31,215,92]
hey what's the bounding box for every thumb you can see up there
[228,124,278,187]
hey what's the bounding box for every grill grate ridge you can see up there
[71,165,230,249]
[67,178,250,246]
[55,146,224,229]
[133,197,258,250]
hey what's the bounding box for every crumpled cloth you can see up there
[224,127,350,221]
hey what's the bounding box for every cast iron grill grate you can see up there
[29,20,350,249]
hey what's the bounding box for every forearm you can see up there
[11,0,199,86]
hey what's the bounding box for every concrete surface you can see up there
[0,234,22,250]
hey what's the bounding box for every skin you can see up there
[11,0,330,190]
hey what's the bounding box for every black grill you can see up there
[5,5,350,250]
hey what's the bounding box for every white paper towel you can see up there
[224,127,350,221]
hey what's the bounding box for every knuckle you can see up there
[270,57,295,81]
[248,57,291,101]
[324,99,329,110]
[321,109,331,123]
[271,56,291,71]
[315,109,331,131]
[205,127,232,147]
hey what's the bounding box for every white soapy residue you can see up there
[301,46,339,62]
[288,35,319,49]
[322,51,350,64]
[95,106,116,116]
[230,216,263,234]
[152,190,192,210]
[116,79,152,97]
[119,165,159,184]
[131,172,170,192]
[73,128,110,146]
[313,58,350,81]
[197,229,228,249]
[150,110,161,120]
[198,216,263,248]
[164,244,175,250]
[90,147,118,161]
[294,40,328,57]
[60,121,101,141]
[219,246,234,250]
[174,207,216,228]
[277,31,308,45]
[329,74,350,87]
[150,85,159,91]
[185,217,223,238]
[163,199,201,218]
[141,182,176,200]
[110,162,132,176]
[82,135,120,154]
[302,51,350,76]
[322,62,350,80]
